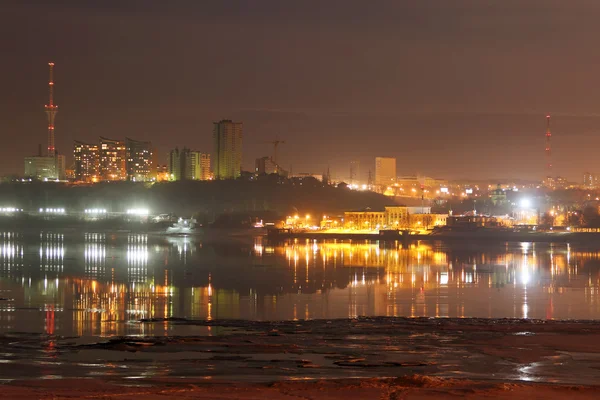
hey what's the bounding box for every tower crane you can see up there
[259,138,286,165]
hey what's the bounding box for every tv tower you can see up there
[45,62,58,157]
[545,114,551,175]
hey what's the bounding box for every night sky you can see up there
[3,0,600,181]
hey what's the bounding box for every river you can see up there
[0,231,599,337]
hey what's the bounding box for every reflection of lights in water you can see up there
[128,237,149,283]
[521,264,530,286]
[465,273,473,284]
[1,237,596,330]
[84,234,106,280]
[39,234,64,272]
[521,242,530,254]
[439,272,448,285]
[167,236,193,258]
[127,246,149,263]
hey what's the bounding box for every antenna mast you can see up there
[545,114,551,176]
[45,62,58,157]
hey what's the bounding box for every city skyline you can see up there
[4,1,600,181]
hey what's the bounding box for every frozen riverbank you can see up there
[0,317,599,398]
[2,376,600,399]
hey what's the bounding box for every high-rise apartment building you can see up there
[168,148,182,181]
[375,157,397,186]
[188,151,211,180]
[126,137,153,182]
[168,147,211,181]
[213,120,243,180]
[100,137,126,181]
[74,141,100,182]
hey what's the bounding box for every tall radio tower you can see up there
[45,62,58,157]
[545,114,551,176]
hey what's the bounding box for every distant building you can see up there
[446,215,505,229]
[55,154,66,180]
[156,164,169,182]
[24,156,58,181]
[73,141,100,182]
[344,206,445,230]
[100,137,126,181]
[168,147,211,181]
[187,151,211,180]
[490,184,507,206]
[213,120,243,180]
[583,172,598,188]
[255,156,280,175]
[544,176,569,190]
[350,160,360,185]
[375,157,396,186]
[125,137,153,182]
[290,173,323,182]
[168,148,182,181]
[65,167,75,180]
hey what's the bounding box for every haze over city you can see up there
[3,0,600,180]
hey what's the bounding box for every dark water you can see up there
[0,231,599,337]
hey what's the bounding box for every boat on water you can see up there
[165,217,198,235]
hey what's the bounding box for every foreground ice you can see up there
[0,317,599,398]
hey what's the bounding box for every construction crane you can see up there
[260,138,286,165]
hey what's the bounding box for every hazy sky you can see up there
[2,0,600,181]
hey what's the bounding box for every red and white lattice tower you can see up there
[45,62,58,157]
[545,114,551,175]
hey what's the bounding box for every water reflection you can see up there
[0,233,599,336]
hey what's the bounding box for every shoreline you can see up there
[1,317,600,398]
[2,376,599,399]
[267,230,597,244]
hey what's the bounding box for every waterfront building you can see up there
[73,141,100,182]
[375,157,396,186]
[344,206,446,230]
[126,138,154,182]
[100,137,126,181]
[213,120,243,180]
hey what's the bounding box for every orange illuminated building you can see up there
[74,141,100,182]
[100,137,126,181]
